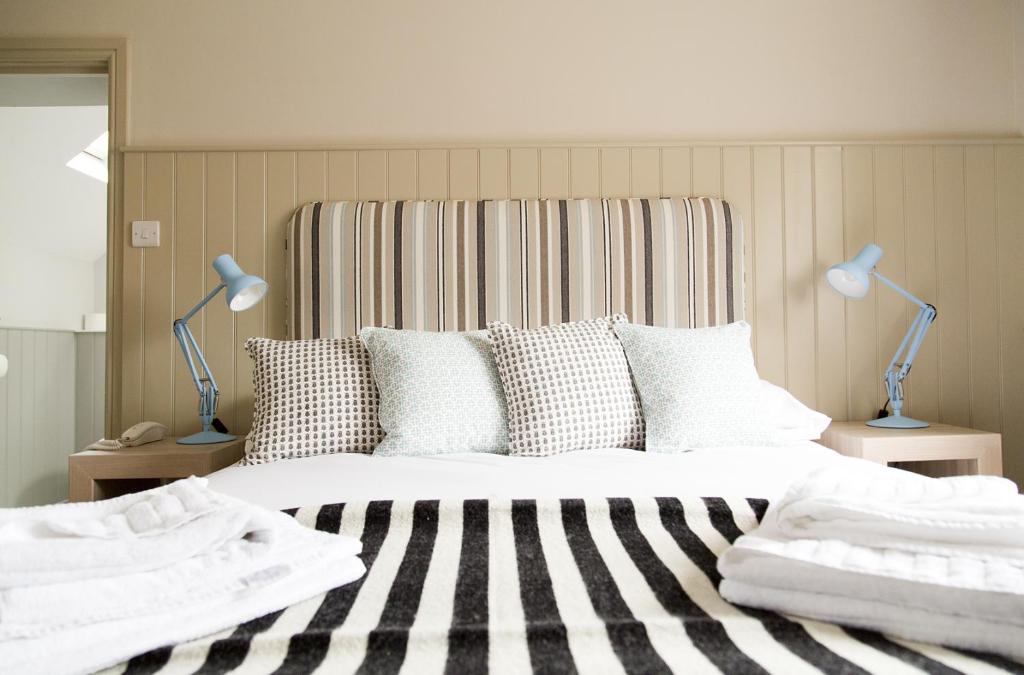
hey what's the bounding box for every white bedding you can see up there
[207,441,843,510]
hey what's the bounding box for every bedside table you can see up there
[820,422,1002,477]
[68,437,245,502]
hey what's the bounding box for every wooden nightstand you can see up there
[68,437,245,502]
[820,421,1002,477]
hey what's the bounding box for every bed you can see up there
[111,198,1021,674]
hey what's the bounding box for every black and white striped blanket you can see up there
[116,498,1023,675]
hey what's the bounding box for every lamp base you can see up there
[177,430,238,445]
[866,415,929,429]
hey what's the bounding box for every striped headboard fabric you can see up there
[287,198,743,339]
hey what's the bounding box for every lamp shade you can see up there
[212,254,268,311]
[826,243,884,299]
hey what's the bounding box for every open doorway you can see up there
[0,73,108,505]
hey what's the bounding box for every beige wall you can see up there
[1,1,1020,144]
[118,143,1024,484]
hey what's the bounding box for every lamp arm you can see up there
[180,283,226,325]
[871,270,927,309]
[896,303,937,380]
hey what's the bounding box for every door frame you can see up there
[0,37,129,437]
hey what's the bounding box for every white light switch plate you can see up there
[132,220,160,248]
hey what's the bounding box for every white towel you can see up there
[0,478,367,675]
[720,578,1024,662]
[0,507,362,638]
[0,477,275,587]
[774,460,1024,557]
[0,546,366,675]
[718,462,1024,662]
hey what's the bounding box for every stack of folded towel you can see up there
[719,459,1024,661]
[0,477,364,675]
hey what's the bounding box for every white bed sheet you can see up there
[207,442,843,510]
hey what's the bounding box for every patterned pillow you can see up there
[613,321,769,451]
[244,337,382,464]
[488,315,644,457]
[359,328,508,456]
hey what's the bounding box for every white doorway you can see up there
[0,73,108,505]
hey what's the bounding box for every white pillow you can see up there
[613,321,769,451]
[758,380,831,443]
[360,327,508,456]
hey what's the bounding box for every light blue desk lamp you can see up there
[826,243,937,429]
[174,254,267,444]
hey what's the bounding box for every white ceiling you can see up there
[0,105,108,262]
[0,74,108,107]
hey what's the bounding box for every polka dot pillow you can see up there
[244,336,383,464]
[488,315,645,457]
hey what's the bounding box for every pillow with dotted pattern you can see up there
[244,336,383,464]
[359,327,508,456]
[487,315,645,457]
[613,320,769,451]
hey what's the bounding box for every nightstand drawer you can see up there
[68,438,244,502]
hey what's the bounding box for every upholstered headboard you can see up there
[286,198,743,339]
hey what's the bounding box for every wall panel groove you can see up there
[117,141,1024,483]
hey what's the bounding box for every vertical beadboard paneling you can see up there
[934,146,970,427]
[205,152,237,432]
[782,146,815,405]
[964,146,1000,433]
[509,148,539,199]
[265,152,296,339]
[569,148,599,197]
[692,147,722,197]
[357,150,387,201]
[813,146,848,421]
[115,141,1024,484]
[141,153,175,425]
[629,148,660,196]
[75,332,106,450]
[842,146,879,420]
[121,152,145,428]
[449,149,478,200]
[234,152,266,432]
[996,146,1024,484]
[417,149,448,200]
[479,148,508,199]
[661,147,692,197]
[172,152,205,436]
[600,148,629,197]
[540,148,570,198]
[872,146,908,410]
[752,146,785,385]
[387,149,417,200]
[327,150,358,200]
[0,328,80,507]
[903,146,940,421]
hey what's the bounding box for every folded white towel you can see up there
[0,478,285,587]
[0,542,366,675]
[718,522,1024,626]
[718,462,1024,662]
[774,460,1024,556]
[0,477,367,675]
[720,578,1024,662]
[0,508,362,638]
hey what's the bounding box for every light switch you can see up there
[132,220,160,248]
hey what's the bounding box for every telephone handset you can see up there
[84,422,168,451]
[121,421,168,446]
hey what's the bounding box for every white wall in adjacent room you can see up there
[0,104,107,331]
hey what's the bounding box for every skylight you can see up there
[66,130,108,183]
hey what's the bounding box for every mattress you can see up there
[207,442,841,510]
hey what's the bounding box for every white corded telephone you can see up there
[84,422,168,451]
